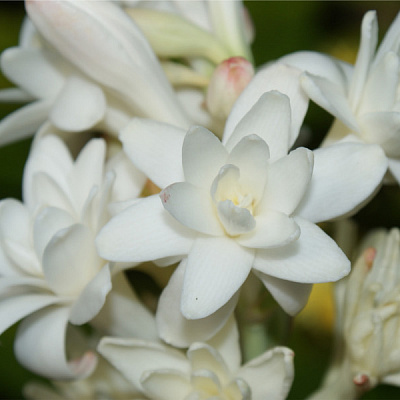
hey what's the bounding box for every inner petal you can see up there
[217,200,256,236]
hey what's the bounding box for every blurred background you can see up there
[0,1,399,399]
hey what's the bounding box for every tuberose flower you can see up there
[96,64,387,328]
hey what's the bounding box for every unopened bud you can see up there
[206,56,254,120]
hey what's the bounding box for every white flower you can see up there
[280,11,400,184]
[96,64,387,328]
[98,317,294,400]
[0,134,150,379]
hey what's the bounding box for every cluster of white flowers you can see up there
[0,1,399,399]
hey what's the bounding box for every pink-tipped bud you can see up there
[206,56,254,120]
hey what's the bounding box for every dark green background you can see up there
[0,1,399,399]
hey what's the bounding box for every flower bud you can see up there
[205,56,254,121]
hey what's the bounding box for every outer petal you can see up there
[69,263,112,325]
[388,158,400,184]
[253,217,350,283]
[294,142,387,223]
[224,91,291,161]
[182,126,228,188]
[120,118,186,189]
[259,147,314,216]
[96,195,195,262]
[98,338,190,390]
[50,75,106,132]
[0,293,60,335]
[300,72,359,131]
[156,260,239,347]
[181,236,254,319]
[236,346,294,400]
[92,271,158,340]
[14,306,97,379]
[254,271,313,315]
[223,63,308,148]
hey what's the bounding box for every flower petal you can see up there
[260,147,314,216]
[120,118,185,189]
[96,195,195,262]
[254,271,313,315]
[181,236,254,319]
[225,91,291,161]
[300,72,359,131]
[156,260,239,347]
[295,142,387,223]
[98,337,190,390]
[236,346,294,400]
[141,370,191,400]
[50,75,106,132]
[223,63,308,148]
[237,211,299,249]
[253,217,350,283]
[69,263,112,325]
[388,158,400,184]
[182,125,228,188]
[15,306,97,379]
[42,224,100,296]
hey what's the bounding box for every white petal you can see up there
[217,200,256,236]
[182,126,228,188]
[141,370,191,400]
[279,50,352,90]
[181,236,254,319]
[0,99,51,146]
[225,91,291,161]
[224,63,308,148]
[96,195,195,262]
[50,75,106,132]
[0,293,59,335]
[254,271,313,315]
[42,224,100,297]
[348,11,378,108]
[227,134,270,200]
[121,118,185,189]
[260,147,314,216]
[69,263,112,325]
[98,337,190,390]
[15,306,97,379]
[388,158,400,184]
[253,217,350,283]
[156,260,239,347]
[295,142,387,223]
[237,346,294,400]
[359,51,399,114]
[237,211,299,249]
[0,47,65,99]
[359,111,400,158]
[300,72,359,131]
[92,271,158,340]
[0,87,33,102]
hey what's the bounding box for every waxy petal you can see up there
[42,224,100,297]
[98,337,190,390]
[96,195,195,262]
[225,91,291,161]
[182,126,228,188]
[388,158,400,184]
[182,236,254,319]
[69,263,112,325]
[121,118,185,189]
[15,306,97,379]
[237,346,294,400]
[260,147,313,216]
[156,260,239,347]
[295,142,387,223]
[254,271,313,315]
[237,211,299,249]
[253,217,350,283]
[217,200,256,236]
[50,75,106,132]
[224,63,308,148]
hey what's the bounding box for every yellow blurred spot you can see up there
[296,282,335,333]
